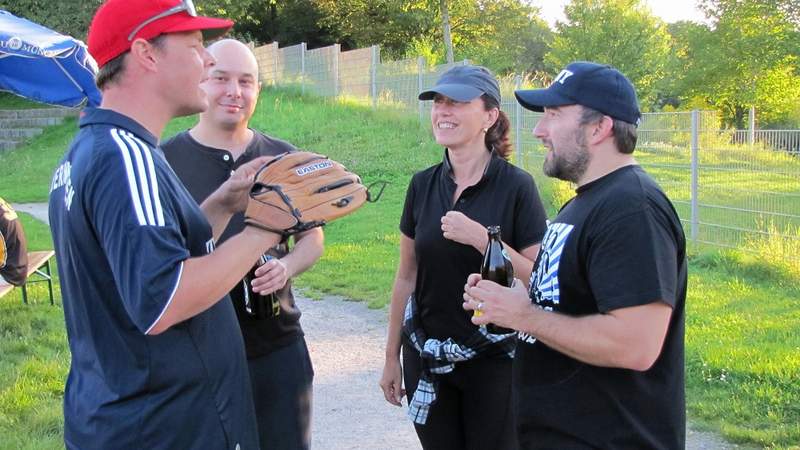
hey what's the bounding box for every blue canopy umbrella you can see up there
[0,10,101,107]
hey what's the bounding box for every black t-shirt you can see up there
[0,197,28,286]
[400,150,548,343]
[515,165,687,450]
[162,130,303,359]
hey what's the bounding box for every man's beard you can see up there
[543,129,590,183]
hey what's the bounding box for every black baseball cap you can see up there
[419,65,501,104]
[515,61,641,125]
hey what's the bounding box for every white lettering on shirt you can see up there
[51,161,75,211]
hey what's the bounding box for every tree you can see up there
[315,0,431,56]
[0,0,103,41]
[444,0,552,73]
[440,0,454,63]
[198,0,336,47]
[545,0,671,110]
[669,0,800,127]
[315,0,550,73]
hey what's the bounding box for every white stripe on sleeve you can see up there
[109,129,147,225]
[128,133,165,226]
[120,131,156,226]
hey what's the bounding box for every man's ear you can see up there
[129,38,160,73]
[587,115,614,146]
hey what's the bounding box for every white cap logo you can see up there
[552,69,574,85]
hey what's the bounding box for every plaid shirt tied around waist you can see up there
[402,293,516,425]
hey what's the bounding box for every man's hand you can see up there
[463,274,532,330]
[251,257,288,295]
[217,156,273,214]
[441,211,487,252]
[379,357,405,407]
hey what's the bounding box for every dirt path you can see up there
[298,294,422,449]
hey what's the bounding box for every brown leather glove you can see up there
[244,151,367,236]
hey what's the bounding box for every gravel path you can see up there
[297,294,421,450]
[15,203,737,449]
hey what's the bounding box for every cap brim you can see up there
[514,88,574,112]
[419,84,484,102]
[163,16,234,41]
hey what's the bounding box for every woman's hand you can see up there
[441,211,487,252]
[379,356,405,407]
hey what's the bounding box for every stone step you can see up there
[0,128,43,139]
[0,107,80,119]
[0,139,20,152]
[0,116,65,128]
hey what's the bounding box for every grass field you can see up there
[0,92,49,110]
[0,89,798,448]
[519,135,800,262]
[0,214,66,449]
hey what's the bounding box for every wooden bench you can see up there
[0,250,56,305]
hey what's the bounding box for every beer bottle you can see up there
[243,253,281,319]
[479,225,514,334]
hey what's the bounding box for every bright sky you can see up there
[530,0,709,27]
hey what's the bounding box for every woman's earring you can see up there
[482,128,488,133]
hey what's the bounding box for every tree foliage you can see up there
[0,0,103,41]
[3,0,800,127]
[545,0,671,110]
[197,0,335,47]
[314,0,430,55]
[669,0,800,127]
[443,0,552,73]
[316,0,551,73]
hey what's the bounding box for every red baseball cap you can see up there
[88,0,234,68]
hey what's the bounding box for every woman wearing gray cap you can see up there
[379,65,548,449]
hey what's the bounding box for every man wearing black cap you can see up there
[48,0,283,448]
[464,61,687,449]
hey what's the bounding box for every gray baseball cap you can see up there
[419,65,501,104]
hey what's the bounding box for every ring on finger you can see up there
[476,301,484,312]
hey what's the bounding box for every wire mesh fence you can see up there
[254,42,800,262]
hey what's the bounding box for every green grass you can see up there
[0,213,67,449]
[686,251,800,448]
[0,92,50,110]
[518,134,800,264]
[0,88,798,448]
[0,117,78,202]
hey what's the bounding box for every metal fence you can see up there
[254,42,800,261]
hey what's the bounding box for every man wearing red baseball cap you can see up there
[48,1,284,448]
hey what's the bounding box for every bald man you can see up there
[162,39,322,450]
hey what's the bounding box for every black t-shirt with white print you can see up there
[515,165,687,450]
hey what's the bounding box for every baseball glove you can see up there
[244,151,369,235]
